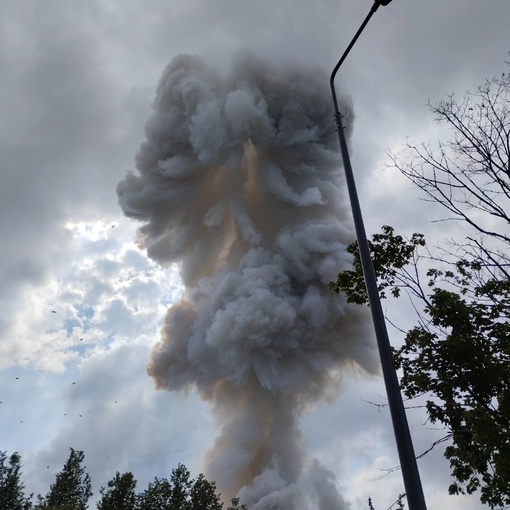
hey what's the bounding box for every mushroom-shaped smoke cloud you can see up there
[118,52,377,509]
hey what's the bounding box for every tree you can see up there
[37,448,92,510]
[36,505,80,510]
[136,476,173,510]
[97,472,136,510]
[137,464,224,510]
[0,452,233,510]
[0,451,33,510]
[188,474,222,510]
[225,498,247,510]
[169,464,192,510]
[330,61,510,508]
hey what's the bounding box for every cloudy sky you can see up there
[1,0,509,508]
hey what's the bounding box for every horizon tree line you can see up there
[0,448,246,510]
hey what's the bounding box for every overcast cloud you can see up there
[1,0,509,508]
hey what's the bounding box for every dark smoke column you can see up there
[117,52,377,509]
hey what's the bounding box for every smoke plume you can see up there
[117,52,377,509]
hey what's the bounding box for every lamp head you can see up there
[376,0,393,5]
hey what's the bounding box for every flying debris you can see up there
[118,52,376,510]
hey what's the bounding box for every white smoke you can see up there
[117,51,377,509]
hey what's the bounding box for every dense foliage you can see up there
[97,472,137,510]
[331,226,510,507]
[0,449,246,510]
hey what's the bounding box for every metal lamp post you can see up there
[330,2,427,509]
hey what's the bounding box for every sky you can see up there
[1,0,509,508]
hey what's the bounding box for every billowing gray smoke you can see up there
[117,52,377,509]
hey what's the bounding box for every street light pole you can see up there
[330,2,427,509]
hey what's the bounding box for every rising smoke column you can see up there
[117,52,377,509]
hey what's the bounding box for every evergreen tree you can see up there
[136,476,173,510]
[189,474,222,510]
[97,471,136,510]
[136,464,226,510]
[169,464,192,510]
[36,505,79,510]
[225,497,247,510]
[0,451,32,510]
[37,448,92,510]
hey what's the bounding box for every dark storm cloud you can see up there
[0,1,141,342]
